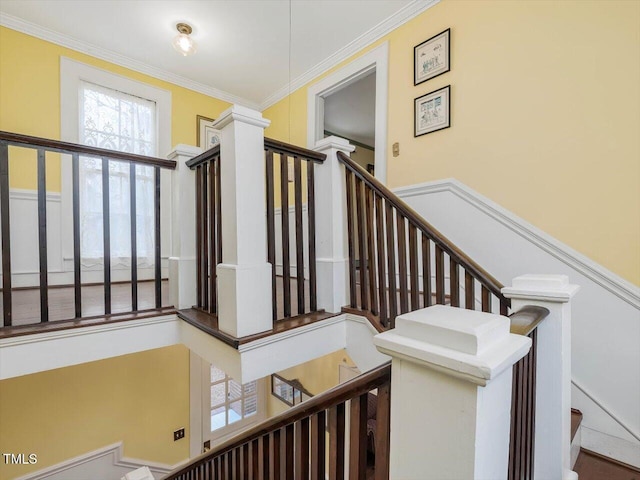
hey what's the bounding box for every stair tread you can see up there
[571,408,583,442]
[574,448,640,480]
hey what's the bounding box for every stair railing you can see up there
[0,131,176,328]
[163,361,391,480]
[337,150,510,329]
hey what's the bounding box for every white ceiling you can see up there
[0,0,424,108]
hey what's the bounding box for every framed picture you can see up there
[414,28,450,85]
[414,85,451,137]
[196,115,221,150]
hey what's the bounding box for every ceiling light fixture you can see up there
[172,23,196,56]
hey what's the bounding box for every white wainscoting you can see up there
[394,178,640,465]
[12,442,178,480]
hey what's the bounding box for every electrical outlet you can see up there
[392,142,400,157]
[173,428,185,441]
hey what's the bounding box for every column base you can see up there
[316,258,349,313]
[168,256,196,309]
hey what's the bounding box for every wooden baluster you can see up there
[307,161,318,312]
[450,258,459,307]
[365,186,378,316]
[251,439,259,480]
[385,200,397,328]
[396,213,409,314]
[280,154,291,318]
[345,170,357,308]
[200,165,208,311]
[37,149,48,322]
[349,393,368,480]
[295,417,310,479]
[129,163,138,311]
[102,158,111,315]
[435,244,445,305]
[527,330,538,479]
[284,424,294,479]
[242,443,249,479]
[375,383,391,480]
[355,177,369,311]
[465,271,475,310]
[374,193,388,327]
[234,448,241,479]
[481,285,491,312]
[215,157,222,269]
[328,403,345,480]
[154,166,161,308]
[209,159,217,314]
[72,153,81,318]
[408,223,419,311]
[294,157,305,315]
[421,234,432,308]
[259,434,270,480]
[310,411,326,480]
[501,299,509,316]
[265,150,277,321]
[271,429,281,480]
[195,166,202,308]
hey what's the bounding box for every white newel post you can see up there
[214,105,273,337]
[168,144,202,309]
[374,305,531,480]
[312,136,355,313]
[502,275,580,480]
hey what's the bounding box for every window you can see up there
[210,366,259,433]
[78,81,156,265]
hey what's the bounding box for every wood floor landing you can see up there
[575,449,640,480]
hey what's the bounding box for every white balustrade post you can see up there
[168,144,202,309]
[214,105,273,337]
[312,136,355,313]
[374,305,531,480]
[502,274,580,480]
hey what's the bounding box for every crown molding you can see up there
[0,12,260,110]
[259,0,440,110]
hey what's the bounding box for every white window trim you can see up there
[59,57,172,280]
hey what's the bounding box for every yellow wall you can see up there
[0,26,231,191]
[0,345,190,479]
[265,0,640,285]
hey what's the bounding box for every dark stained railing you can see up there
[508,305,549,480]
[186,145,221,315]
[337,151,510,329]
[264,138,326,322]
[163,361,391,480]
[0,131,176,327]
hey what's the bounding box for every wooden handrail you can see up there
[337,150,509,306]
[0,131,176,169]
[163,361,391,479]
[264,137,327,163]
[509,305,549,336]
[186,144,220,168]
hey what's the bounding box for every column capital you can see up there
[502,274,580,303]
[312,135,356,153]
[167,144,202,160]
[213,105,271,130]
[374,305,531,386]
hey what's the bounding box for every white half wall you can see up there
[394,178,640,465]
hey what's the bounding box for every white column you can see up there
[374,305,531,480]
[312,136,355,313]
[167,144,202,309]
[214,105,273,338]
[502,274,580,480]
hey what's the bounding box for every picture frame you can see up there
[414,85,451,137]
[196,115,221,150]
[414,28,450,86]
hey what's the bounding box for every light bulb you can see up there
[172,23,197,56]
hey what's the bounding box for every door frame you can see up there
[307,42,389,184]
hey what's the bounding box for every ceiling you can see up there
[0,0,425,108]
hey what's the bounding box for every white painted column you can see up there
[312,136,355,313]
[502,274,580,480]
[214,105,273,338]
[167,144,202,309]
[374,305,531,480]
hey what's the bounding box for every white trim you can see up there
[393,178,640,308]
[9,189,61,202]
[260,0,440,110]
[12,442,181,480]
[0,13,257,109]
[580,427,640,469]
[307,42,389,184]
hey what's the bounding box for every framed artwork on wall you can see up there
[414,85,451,137]
[196,115,221,150]
[414,28,450,85]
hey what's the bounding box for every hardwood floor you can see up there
[574,449,640,480]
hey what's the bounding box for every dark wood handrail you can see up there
[509,305,549,336]
[0,131,176,169]
[186,144,220,168]
[163,361,391,479]
[337,150,509,307]
[264,137,327,163]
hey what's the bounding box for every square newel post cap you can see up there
[313,135,356,154]
[213,104,271,130]
[502,274,580,303]
[373,305,531,386]
[167,144,202,160]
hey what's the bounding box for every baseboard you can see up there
[394,179,639,308]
